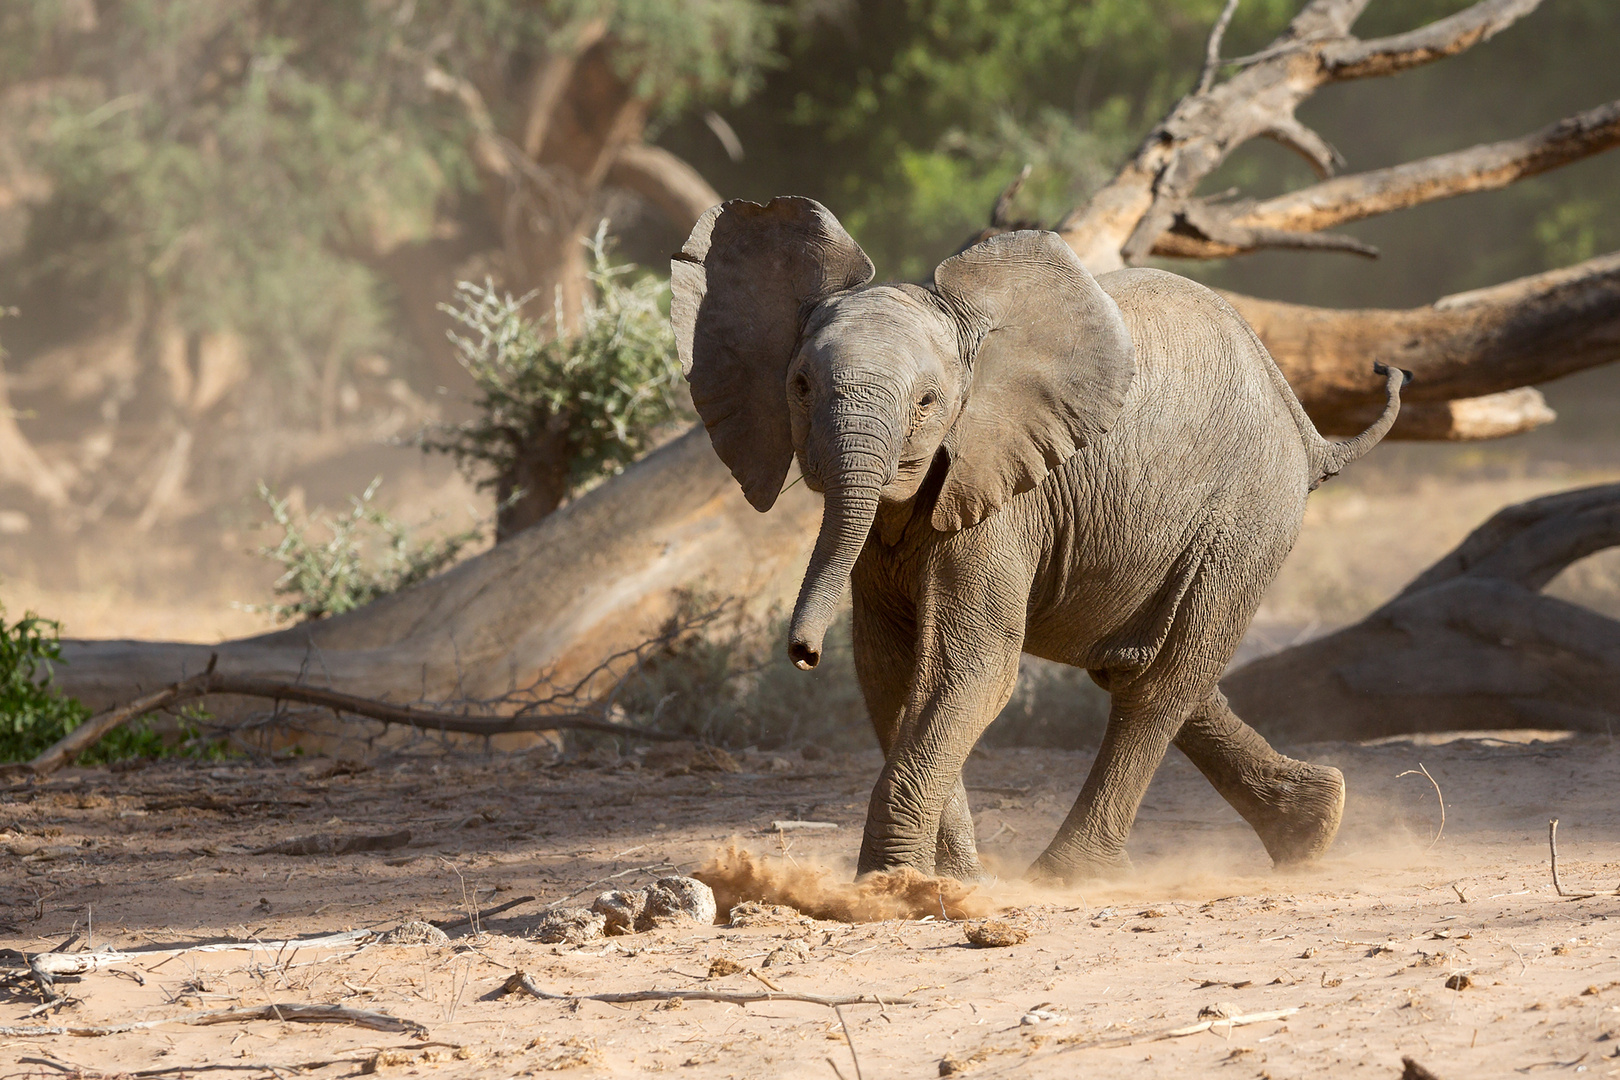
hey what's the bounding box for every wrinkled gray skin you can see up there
[672,197,1404,883]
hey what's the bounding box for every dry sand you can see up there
[3,734,1618,1078]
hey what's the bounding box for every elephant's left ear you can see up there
[929,230,1135,532]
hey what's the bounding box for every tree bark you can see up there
[1224,250,1620,437]
[1223,484,1620,742]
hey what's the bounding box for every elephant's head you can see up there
[672,197,1135,670]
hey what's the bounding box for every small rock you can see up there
[1445,973,1473,991]
[939,1050,988,1076]
[1019,1003,1068,1026]
[965,920,1027,948]
[592,889,647,936]
[707,957,745,978]
[727,901,813,928]
[382,921,449,946]
[362,1049,416,1073]
[532,907,606,945]
[637,877,717,930]
[762,939,810,967]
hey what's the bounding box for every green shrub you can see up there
[421,226,689,538]
[249,478,483,622]
[0,605,91,762]
[0,605,229,763]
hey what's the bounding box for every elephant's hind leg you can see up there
[1175,688,1343,866]
[1026,690,1189,882]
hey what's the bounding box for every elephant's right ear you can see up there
[671,197,874,511]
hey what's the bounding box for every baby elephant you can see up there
[672,197,1403,883]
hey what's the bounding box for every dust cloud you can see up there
[695,843,998,922]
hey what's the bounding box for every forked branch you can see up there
[1155,99,1620,259]
[1056,0,1550,270]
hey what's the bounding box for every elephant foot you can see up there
[1246,760,1344,867]
[933,849,989,885]
[1025,847,1132,886]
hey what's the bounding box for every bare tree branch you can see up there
[605,143,722,232]
[1321,0,1543,81]
[1155,99,1620,259]
[1056,0,1549,271]
[6,660,690,780]
[1197,0,1243,94]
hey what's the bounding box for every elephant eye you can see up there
[919,391,937,408]
[791,373,811,398]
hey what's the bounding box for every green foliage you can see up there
[422,228,687,501]
[250,478,484,622]
[0,604,89,761]
[0,604,228,763]
[1,0,784,407]
[663,0,1301,278]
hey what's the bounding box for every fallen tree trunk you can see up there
[1223,483,1620,742]
[56,428,820,713]
[1225,251,1620,437]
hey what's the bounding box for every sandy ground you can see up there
[3,733,1618,1078]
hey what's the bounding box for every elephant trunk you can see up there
[788,447,887,671]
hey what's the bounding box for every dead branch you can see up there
[1057,1006,1299,1053]
[606,143,722,232]
[1155,99,1620,259]
[1056,0,1549,270]
[0,1003,426,1038]
[1197,0,1243,94]
[1224,484,1620,741]
[431,894,538,930]
[6,930,380,980]
[1396,764,1445,848]
[500,970,909,1009]
[1319,0,1541,81]
[1547,819,1608,900]
[6,659,689,780]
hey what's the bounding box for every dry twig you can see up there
[1059,1007,1299,1053]
[1397,764,1445,848]
[0,1002,425,1037]
[499,970,907,1009]
[1547,818,1603,900]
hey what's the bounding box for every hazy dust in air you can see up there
[694,843,997,922]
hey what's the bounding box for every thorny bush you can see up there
[249,478,483,622]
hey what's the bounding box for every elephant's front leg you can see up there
[852,591,988,880]
[856,584,1025,877]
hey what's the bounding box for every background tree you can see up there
[0,0,774,531]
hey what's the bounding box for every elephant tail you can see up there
[1308,363,1409,489]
